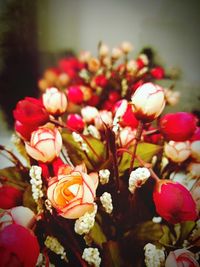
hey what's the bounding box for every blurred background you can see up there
[0,0,200,165]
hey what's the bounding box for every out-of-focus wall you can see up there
[37,0,200,111]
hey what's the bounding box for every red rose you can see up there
[191,127,200,141]
[66,114,85,132]
[0,185,23,209]
[153,180,197,224]
[159,112,197,141]
[13,97,49,140]
[94,75,107,87]
[150,66,165,79]
[67,86,84,104]
[0,224,39,267]
[58,57,84,78]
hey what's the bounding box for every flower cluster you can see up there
[0,41,199,267]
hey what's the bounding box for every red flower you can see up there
[150,66,165,79]
[159,112,197,141]
[67,86,84,104]
[0,224,39,267]
[58,57,84,78]
[39,157,65,181]
[153,180,197,224]
[13,97,49,140]
[108,91,121,103]
[0,185,23,209]
[66,114,85,132]
[120,103,139,129]
[191,127,200,141]
[94,75,108,87]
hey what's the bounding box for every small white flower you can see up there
[74,205,97,235]
[29,166,43,202]
[99,169,110,185]
[45,236,68,261]
[87,125,101,139]
[100,192,113,214]
[72,132,89,152]
[129,167,150,194]
[144,243,165,267]
[82,247,101,267]
[152,217,162,223]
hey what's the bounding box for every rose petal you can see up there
[60,203,94,219]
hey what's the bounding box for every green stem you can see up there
[129,121,144,173]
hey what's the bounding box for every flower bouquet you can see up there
[0,42,199,267]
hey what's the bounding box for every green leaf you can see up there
[23,185,37,212]
[103,240,123,267]
[62,130,106,171]
[159,225,176,246]
[177,221,196,245]
[118,142,161,176]
[0,167,27,190]
[88,221,107,247]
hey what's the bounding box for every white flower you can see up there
[87,125,101,139]
[72,132,89,152]
[144,243,165,267]
[82,247,101,267]
[100,192,113,214]
[121,41,133,53]
[164,141,191,163]
[99,169,110,185]
[164,88,180,106]
[45,236,67,261]
[81,106,99,123]
[129,167,150,194]
[29,166,43,202]
[74,205,97,235]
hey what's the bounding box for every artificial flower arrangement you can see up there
[0,41,199,267]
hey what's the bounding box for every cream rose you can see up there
[165,249,199,267]
[42,87,67,115]
[164,141,191,163]
[131,82,165,122]
[47,164,98,219]
[25,127,62,163]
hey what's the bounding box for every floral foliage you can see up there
[0,42,199,267]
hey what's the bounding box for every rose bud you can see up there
[159,112,197,141]
[150,66,165,79]
[191,141,200,162]
[108,91,121,103]
[153,180,197,224]
[88,57,100,72]
[111,47,123,60]
[136,54,148,69]
[44,67,60,84]
[66,114,85,132]
[121,41,133,54]
[93,74,108,88]
[47,163,98,219]
[120,103,139,129]
[0,185,23,209]
[87,94,100,106]
[164,141,191,163]
[67,86,84,104]
[119,127,136,146]
[39,157,64,180]
[164,88,180,106]
[94,110,113,130]
[13,97,49,140]
[42,87,67,115]
[0,206,35,230]
[99,43,109,57]
[81,106,99,123]
[131,82,165,122]
[165,249,199,267]
[25,127,62,163]
[80,86,92,101]
[0,224,40,267]
[79,50,91,63]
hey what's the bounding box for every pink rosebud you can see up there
[150,66,165,79]
[165,249,199,267]
[25,127,62,163]
[39,157,64,180]
[159,112,197,141]
[131,82,165,122]
[67,86,84,104]
[42,87,67,115]
[164,141,191,163]
[0,206,35,230]
[66,114,85,132]
[47,163,98,219]
[153,180,197,224]
[0,224,40,267]
[120,103,139,129]
[0,185,22,209]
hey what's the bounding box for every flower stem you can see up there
[129,121,143,173]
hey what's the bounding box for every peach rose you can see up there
[165,249,199,267]
[25,127,62,163]
[42,87,67,115]
[47,164,98,219]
